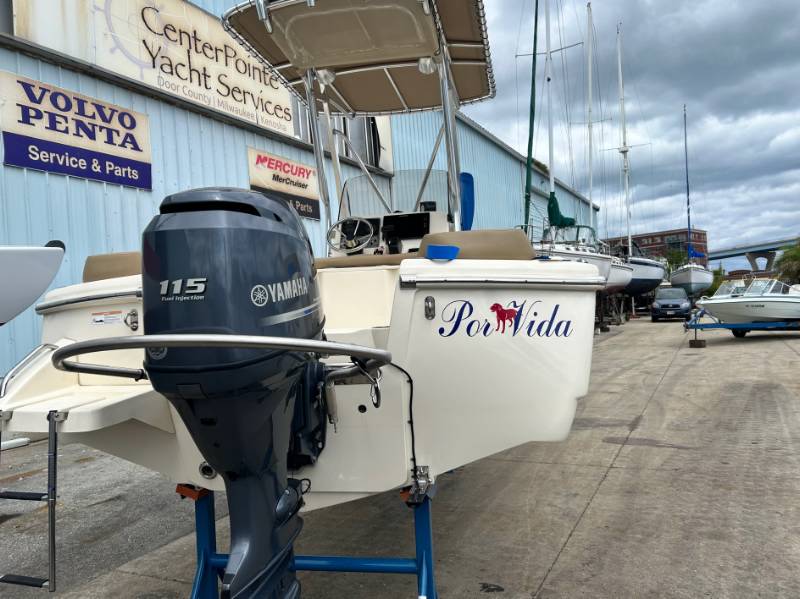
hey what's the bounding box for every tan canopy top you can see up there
[223,0,495,115]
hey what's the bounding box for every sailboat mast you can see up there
[523,0,540,230]
[586,3,593,218]
[545,0,555,195]
[684,104,691,263]
[616,23,632,259]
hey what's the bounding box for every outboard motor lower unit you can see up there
[142,188,324,598]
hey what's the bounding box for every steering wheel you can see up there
[326,217,375,254]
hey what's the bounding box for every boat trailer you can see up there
[684,309,800,347]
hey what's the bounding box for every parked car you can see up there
[651,287,692,321]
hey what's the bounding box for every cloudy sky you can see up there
[462,0,800,268]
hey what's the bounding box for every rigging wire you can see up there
[555,0,576,190]
[591,19,611,239]
[514,0,530,149]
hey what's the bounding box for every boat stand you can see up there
[180,485,438,599]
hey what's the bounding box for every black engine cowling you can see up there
[142,187,324,599]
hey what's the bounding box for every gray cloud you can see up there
[463,0,800,258]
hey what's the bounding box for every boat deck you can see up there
[2,320,799,598]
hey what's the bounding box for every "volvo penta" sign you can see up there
[0,72,152,189]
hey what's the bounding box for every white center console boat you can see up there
[0,2,605,596]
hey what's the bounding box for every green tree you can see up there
[665,249,686,273]
[775,239,800,283]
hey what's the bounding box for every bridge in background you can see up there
[708,237,797,271]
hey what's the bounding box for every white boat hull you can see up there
[1,258,603,510]
[670,264,713,296]
[533,244,612,288]
[0,245,64,325]
[605,260,633,294]
[696,296,800,324]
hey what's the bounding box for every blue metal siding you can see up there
[390,112,595,237]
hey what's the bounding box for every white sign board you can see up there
[1,71,152,188]
[13,0,295,137]
[248,148,320,220]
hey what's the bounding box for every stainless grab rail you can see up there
[51,335,392,381]
[1,344,57,398]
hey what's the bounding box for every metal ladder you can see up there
[0,410,64,592]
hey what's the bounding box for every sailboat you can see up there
[1,2,604,596]
[526,0,614,286]
[0,241,64,326]
[615,24,667,297]
[669,105,713,296]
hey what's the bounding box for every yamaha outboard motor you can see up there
[142,188,324,598]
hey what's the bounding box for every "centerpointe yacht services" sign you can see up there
[0,72,152,189]
[13,0,295,137]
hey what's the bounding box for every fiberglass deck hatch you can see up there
[223,0,495,115]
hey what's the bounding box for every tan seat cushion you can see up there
[418,229,535,260]
[315,252,414,269]
[83,252,142,283]
[315,229,534,269]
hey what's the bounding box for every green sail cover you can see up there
[547,192,576,228]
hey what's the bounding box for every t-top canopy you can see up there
[223,0,495,115]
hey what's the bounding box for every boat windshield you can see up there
[743,279,791,296]
[340,170,450,218]
[713,281,745,297]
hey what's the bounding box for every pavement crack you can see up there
[781,339,800,357]
[532,329,686,598]
[115,567,193,585]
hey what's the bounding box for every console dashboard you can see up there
[335,210,450,255]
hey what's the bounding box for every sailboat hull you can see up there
[604,261,633,294]
[669,264,713,296]
[625,257,667,296]
[534,245,611,281]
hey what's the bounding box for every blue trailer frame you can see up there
[684,309,800,338]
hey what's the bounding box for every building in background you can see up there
[605,228,709,266]
[0,0,597,373]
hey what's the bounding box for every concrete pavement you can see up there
[2,320,799,598]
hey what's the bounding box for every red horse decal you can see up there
[489,303,518,333]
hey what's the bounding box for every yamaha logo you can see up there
[251,285,269,307]
[250,276,310,308]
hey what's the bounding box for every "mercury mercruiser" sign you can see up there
[0,72,152,189]
[248,148,320,221]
